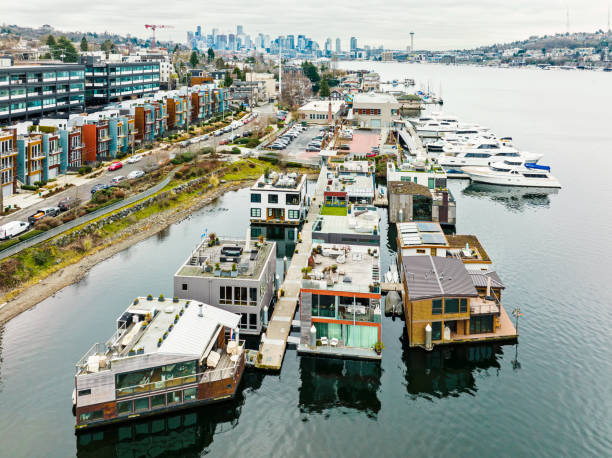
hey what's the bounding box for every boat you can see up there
[73,297,246,431]
[437,141,543,174]
[462,159,561,188]
[384,263,399,283]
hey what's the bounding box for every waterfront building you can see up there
[38,119,84,169]
[0,64,85,125]
[249,172,309,226]
[0,128,18,198]
[350,92,400,129]
[173,238,277,336]
[16,133,44,185]
[74,297,245,430]
[166,95,189,130]
[323,171,375,206]
[298,243,382,360]
[297,100,345,125]
[82,119,111,162]
[81,56,160,106]
[312,204,380,246]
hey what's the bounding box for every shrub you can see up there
[201,146,214,154]
[112,189,126,199]
[246,138,260,148]
[159,294,165,302]
[0,238,21,252]
[231,147,241,154]
[286,161,302,168]
[0,258,23,288]
[32,248,53,266]
[19,229,44,241]
[78,166,92,175]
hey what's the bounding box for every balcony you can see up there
[98,136,111,143]
[470,296,500,316]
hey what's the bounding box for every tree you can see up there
[319,78,330,98]
[173,44,179,54]
[189,51,199,68]
[46,35,56,47]
[223,73,233,88]
[80,36,88,52]
[57,36,78,62]
[207,47,215,62]
[100,39,113,58]
[215,57,225,69]
[233,66,242,80]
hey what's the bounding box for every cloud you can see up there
[3,0,610,50]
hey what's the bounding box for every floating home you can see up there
[298,243,383,360]
[74,297,245,430]
[312,204,380,246]
[323,171,375,207]
[249,172,309,226]
[173,238,276,336]
[396,222,517,349]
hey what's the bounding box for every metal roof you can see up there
[402,255,478,301]
[468,270,505,289]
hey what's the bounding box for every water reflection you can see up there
[462,183,559,211]
[401,331,504,400]
[298,357,382,417]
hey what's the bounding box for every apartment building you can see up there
[166,96,188,130]
[16,134,45,185]
[82,120,111,162]
[0,64,85,124]
[81,56,160,106]
[250,172,309,226]
[0,129,18,198]
[38,119,84,169]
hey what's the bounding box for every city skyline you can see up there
[4,0,612,50]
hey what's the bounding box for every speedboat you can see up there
[463,159,561,188]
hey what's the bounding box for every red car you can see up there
[219,139,229,145]
[108,161,123,171]
[366,152,378,158]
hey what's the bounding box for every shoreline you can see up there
[0,181,253,326]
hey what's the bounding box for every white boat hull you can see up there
[463,166,561,188]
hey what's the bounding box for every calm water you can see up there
[1,63,611,457]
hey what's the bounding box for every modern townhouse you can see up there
[0,128,18,198]
[82,119,111,162]
[166,95,189,130]
[16,133,45,185]
[81,56,160,106]
[39,119,84,169]
[0,64,85,124]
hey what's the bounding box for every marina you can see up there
[0,62,610,457]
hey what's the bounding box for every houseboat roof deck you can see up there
[302,243,381,295]
[333,160,375,174]
[446,234,491,263]
[176,239,274,279]
[325,174,374,199]
[76,298,240,376]
[397,221,448,248]
[251,172,306,191]
[401,255,478,301]
[313,205,379,238]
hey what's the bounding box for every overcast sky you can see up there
[4,0,611,50]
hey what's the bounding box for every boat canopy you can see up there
[525,163,551,172]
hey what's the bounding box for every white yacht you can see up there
[463,159,561,188]
[437,141,543,173]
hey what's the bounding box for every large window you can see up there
[183,387,197,402]
[460,298,468,313]
[286,193,300,205]
[79,410,104,423]
[288,210,300,219]
[234,286,248,305]
[134,397,149,412]
[431,322,442,340]
[251,208,261,218]
[249,287,257,305]
[268,194,278,204]
[445,298,459,314]
[313,294,335,318]
[115,361,197,397]
[117,400,132,415]
[250,193,261,203]
[344,324,378,348]
[470,315,493,334]
[432,299,442,315]
[220,286,233,304]
[151,394,166,409]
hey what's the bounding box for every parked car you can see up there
[28,207,60,225]
[219,139,229,145]
[127,170,145,179]
[0,221,30,240]
[366,152,378,158]
[214,130,223,137]
[90,183,110,194]
[202,134,210,140]
[58,196,81,212]
[127,154,143,164]
[223,126,231,133]
[306,145,321,152]
[108,161,123,171]
[242,131,252,138]
[340,144,351,151]
[110,176,126,185]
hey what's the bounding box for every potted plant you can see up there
[258,234,264,244]
[128,349,135,356]
[173,296,179,303]
[137,347,144,355]
[373,341,385,355]
[157,338,163,347]
[133,298,139,305]
[185,301,190,308]
[168,324,174,332]
[158,294,165,302]
[331,264,338,273]
[147,294,153,301]
[179,308,184,316]
[174,314,179,323]
[163,332,168,340]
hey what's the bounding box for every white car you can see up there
[214,130,223,136]
[127,154,143,164]
[0,220,30,240]
[127,170,145,180]
[110,176,126,185]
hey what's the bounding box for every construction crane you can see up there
[144,24,174,50]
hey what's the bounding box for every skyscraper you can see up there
[350,36,357,52]
[196,25,201,38]
[237,25,244,35]
[324,38,332,56]
[336,38,341,53]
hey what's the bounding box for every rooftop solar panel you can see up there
[421,233,447,245]
[416,222,441,232]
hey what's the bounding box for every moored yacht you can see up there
[463,159,561,188]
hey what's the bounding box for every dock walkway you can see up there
[255,168,328,370]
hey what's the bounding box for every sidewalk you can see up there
[3,173,92,211]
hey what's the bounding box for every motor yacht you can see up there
[463,159,561,188]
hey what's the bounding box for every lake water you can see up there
[1,63,611,457]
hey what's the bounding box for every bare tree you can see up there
[280,72,313,110]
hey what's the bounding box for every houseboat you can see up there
[297,243,383,360]
[173,237,276,335]
[249,172,309,226]
[74,297,245,430]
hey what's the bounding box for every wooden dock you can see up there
[255,169,328,370]
[381,282,403,292]
[374,196,388,207]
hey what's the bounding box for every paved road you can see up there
[0,104,275,227]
